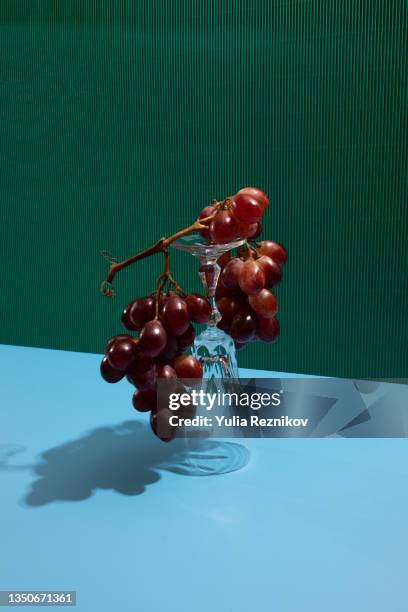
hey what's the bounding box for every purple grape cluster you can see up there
[100,291,210,441]
[215,241,287,350]
[100,187,288,442]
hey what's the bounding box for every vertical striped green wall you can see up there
[0,2,406,377]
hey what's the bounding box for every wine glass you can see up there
[172,232,245,380]
[171,233,250,476]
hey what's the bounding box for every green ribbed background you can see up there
[0,2,407,377]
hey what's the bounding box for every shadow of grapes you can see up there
[0,421,250,506]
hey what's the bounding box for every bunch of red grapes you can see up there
[198,186,268,243]
[100,187,287,442]
[216,239,286,349]
[100,291,210,441]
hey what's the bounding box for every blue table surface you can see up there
[1,344,407,612]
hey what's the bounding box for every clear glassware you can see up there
[171,233,250,476]
[172,232,245,380]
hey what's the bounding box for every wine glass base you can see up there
[172,438,250,476]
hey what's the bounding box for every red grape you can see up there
[177,324,195,351]
[128,361,157,391]
[237,187,269,210]
[132,389,157,412]
[257,241,287,265]
[157,364,178,393]
[257,255,282,287]
[138,320,167,357]
[238,259,265,295]
[161,296,190,336]
[133,348,154,372]
[256,317,280,342]
[160,290,177,305]
[198,205,216,240]
[252,222,262,239]
[129,296,155,329]
[177,399,196,420]
[158,334,179,361]
[185,293,212,323]
[229,310,257,342]
[121,304,139,331]
[217,296,241,325]
[104,334,132,354]
[231,193,263,224]
[107,337,137,370]
[221,258,244,289]
[217,316,231,333]
[249,289,278,318]
[217,252,231,269]
[217,284,247,302]
[215,282,228,300]
[100,356,126,383]
[158,363,177,381]
[209,210,237,244]
[173,354,203,379]
[199,205,216,220]
[235,219,259,239]
[150,408,177,442]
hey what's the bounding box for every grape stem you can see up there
[246,242,258,257]
[153,250,188,318]
[100,206,221,297]
[238,241,257,260]
[155,250,172,314]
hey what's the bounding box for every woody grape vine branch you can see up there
[99,205,222,297]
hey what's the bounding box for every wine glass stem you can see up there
[198,258,221,327]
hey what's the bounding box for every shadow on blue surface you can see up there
[0,421,250,506]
